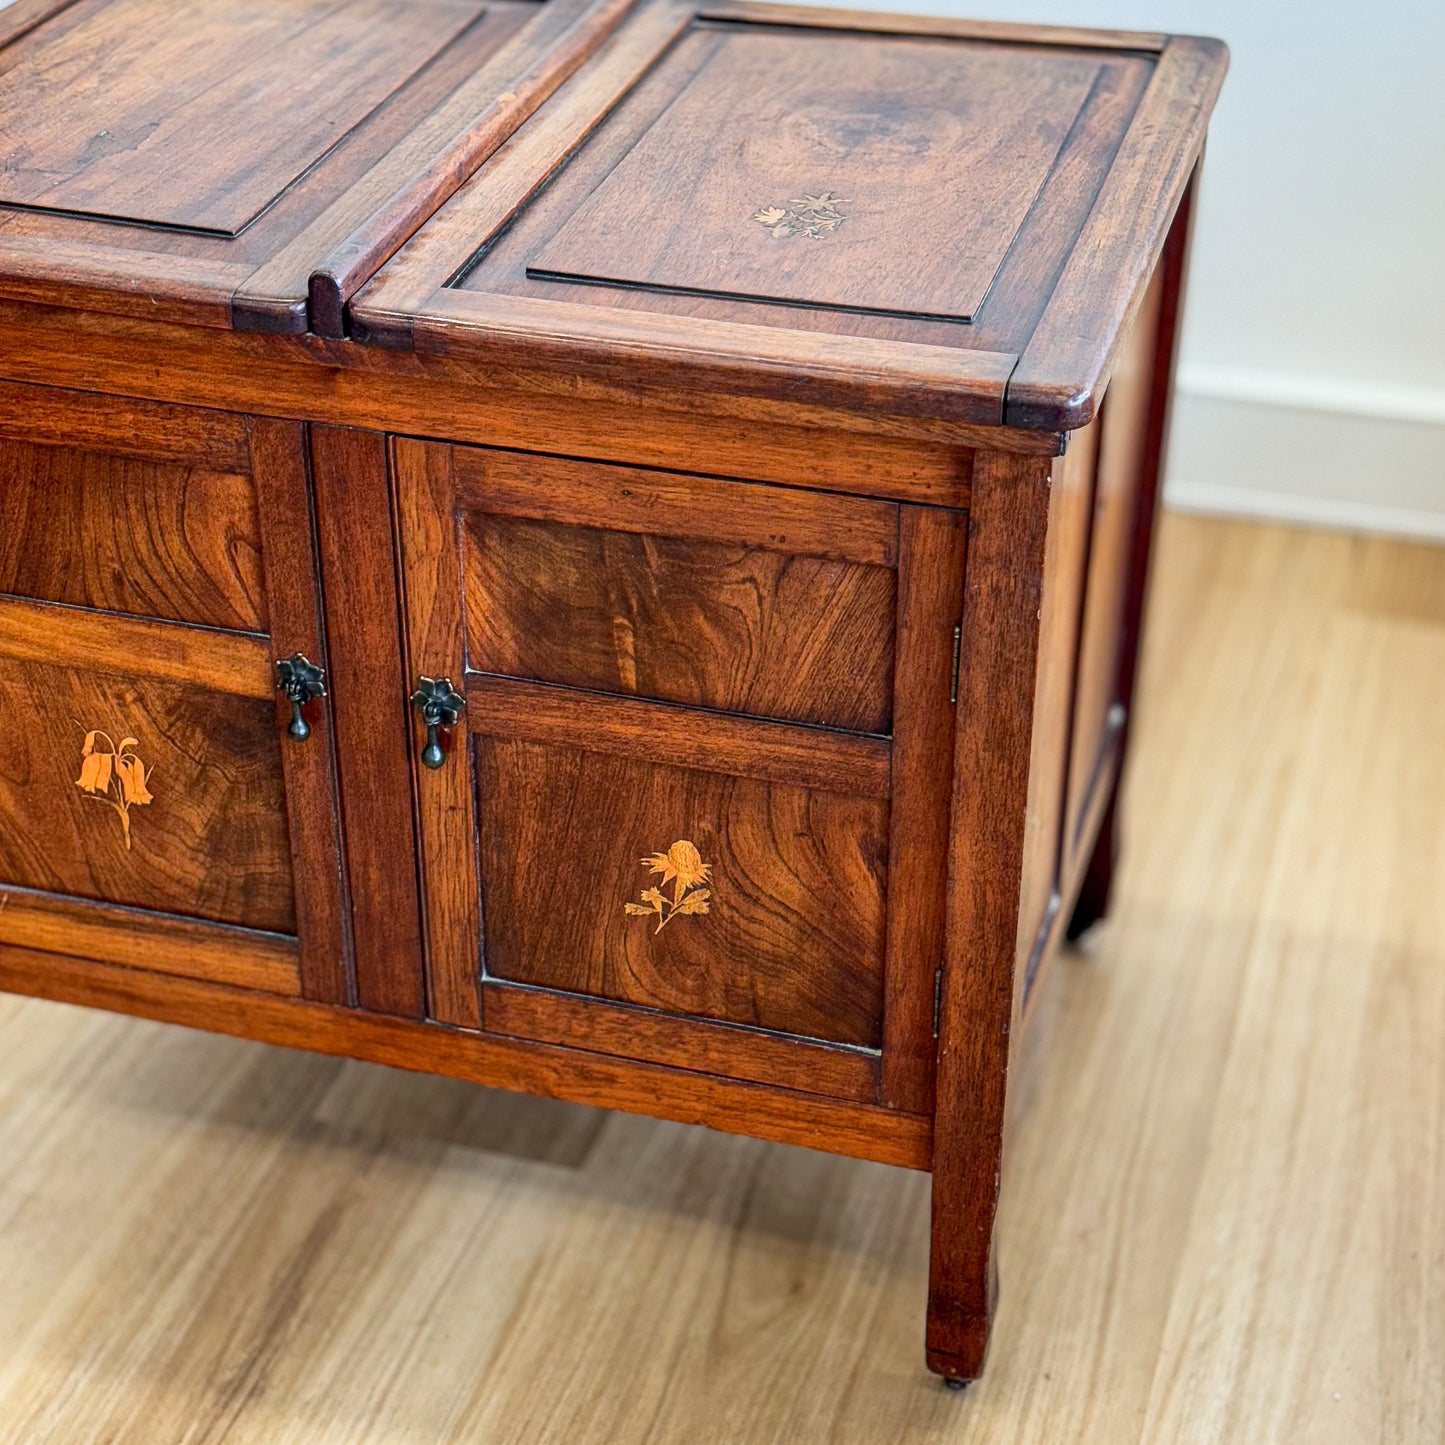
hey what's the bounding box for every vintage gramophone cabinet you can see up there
[0,0,1225,1384]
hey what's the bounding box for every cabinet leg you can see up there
[1067,789,1120,941]
[925,1219,998,1386]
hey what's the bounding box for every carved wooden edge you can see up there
[879,505,967,1112]
[452,447,901,566]
[694,1,1170,52]
[1004,36,1227,430]
[0,944,934,1170]
[0,297,1056,462]
[0,594,271,698]
[250,418,354,1006]
[0,0,81,52]
[0,888,299,996]
[390,437,484,1030]
[0,374,250,469]
[0,236,250,329]
[373,290,1019,429]
[309,425,429,1018]
[465,674,893,798]
[484,981,880,1103]
[348,0,1021,429]
[293,0,647,337]
[927,448,1053,1383]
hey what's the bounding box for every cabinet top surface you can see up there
[352,0,1227,431]
[0,0,635,334]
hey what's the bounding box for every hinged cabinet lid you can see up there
[0,0,637,334]
[352,0,1227,431]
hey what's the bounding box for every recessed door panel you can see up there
[0,390,349,1002]
[395,435,966,1108]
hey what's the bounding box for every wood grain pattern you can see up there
[0,594,272,699]
[1017,415,1099,978]
[464,674,892,799]
[0,0,486,233]
[0,659,296,933]
[476,734,889,1047]
[1005,36,1227,428]
[0,296,1050,465]
[390,437,482,1029]
[0,376,251,469]
[0,0,627,333]
[461,511,896,734]
[1065,266,1164,880]
[531,29,1098,322]
[1067,174,1197,945]
[0,884,299,995]
[484,980,880,1101]
[697,1,1171,51]
[352,0,1221,430]
[300,0,646,335]
[451,448,900,565]
[309,425,427,1017]
[878,504,967,1111]
[250,418,353,1006]
[0,436,266,631]
[928,448,1054,1383]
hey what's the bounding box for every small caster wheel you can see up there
[942,1377,971,1392]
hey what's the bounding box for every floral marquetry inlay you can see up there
[75,726,153,851]
[625,839,712,933]
[752,192,849,239]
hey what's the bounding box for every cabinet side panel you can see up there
[1016,418,1099,987]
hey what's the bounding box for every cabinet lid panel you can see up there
[354,0,1226,432]
[530,27,1099,324]
[0,0,486,235]
[0,0,636,331]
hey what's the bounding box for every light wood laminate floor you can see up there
[0,515,1441,1444]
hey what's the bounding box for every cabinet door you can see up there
[395,440,964,1110]
[0,384,348,1002]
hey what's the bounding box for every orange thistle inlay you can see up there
[625,839,712,933]
[75,725,153,851]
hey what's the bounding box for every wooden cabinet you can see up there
[0,0,1226,1389]
[0,384,347,1002]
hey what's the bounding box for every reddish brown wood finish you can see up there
[0,1,1223,1391]
[1067,168,1199,944]
[0,943,933,1169]
[309,426,427,1017]
[454,450,898,732]
[251,419,353,1005]
[0,388,350,1002]
[927,449,1053,1384]
[354,0,1224,430]
[0,0,640,333]
[393,437,956,1097]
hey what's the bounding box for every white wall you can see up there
[791,0,1445,538]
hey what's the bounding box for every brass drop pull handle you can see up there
[410,676,465,770]
[276,653,327,742]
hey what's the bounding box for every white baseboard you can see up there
[1163,378,1445,543]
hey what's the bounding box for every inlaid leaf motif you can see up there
[753,191,850,240]
[626,840,714,933]
[74,724,154,851]
[674,889,710,917]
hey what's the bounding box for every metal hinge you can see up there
[932,967,944,1038]
[949,624,962,704]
